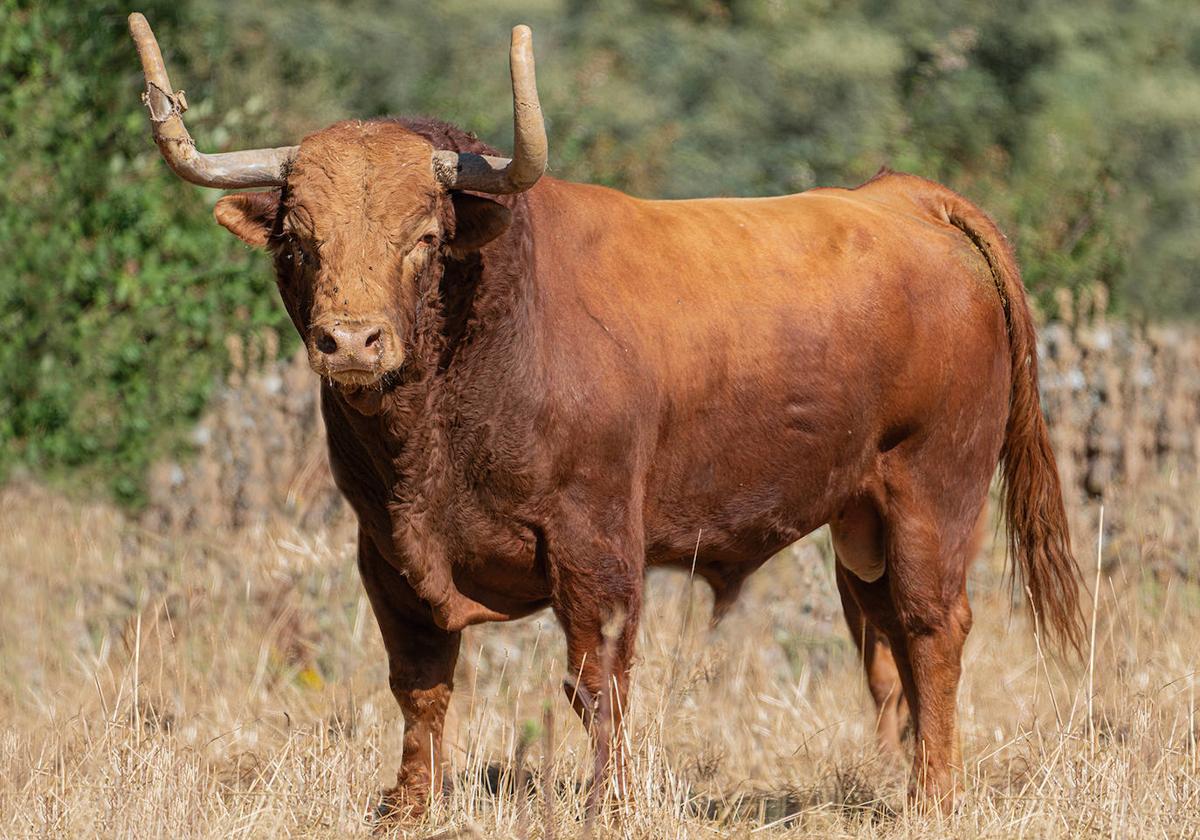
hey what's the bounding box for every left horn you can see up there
[129,12,297,189]
[432,25,548,194]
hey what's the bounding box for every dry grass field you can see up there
[1,470,1197,839]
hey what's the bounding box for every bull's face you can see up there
[211,123,511,388]
[127,14,545,391]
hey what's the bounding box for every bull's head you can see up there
[128,13,546,389]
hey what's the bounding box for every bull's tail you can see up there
[924,179,1085,652]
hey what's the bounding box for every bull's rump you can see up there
[529,175,1010,568]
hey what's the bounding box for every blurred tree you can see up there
[1,0,1197,503]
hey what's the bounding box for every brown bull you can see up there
[129,14,1081,815]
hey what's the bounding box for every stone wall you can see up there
[1038,286,1200,506]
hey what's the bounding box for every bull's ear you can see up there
[214,191,279,248]
[447,194,511,257]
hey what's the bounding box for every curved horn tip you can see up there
[434,23,546,194]
[128,12,152,39]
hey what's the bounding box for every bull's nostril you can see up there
[316,333,338,355]
[364,329,383,350]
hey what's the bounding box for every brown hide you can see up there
[212,118,1079,815]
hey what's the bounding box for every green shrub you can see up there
[2,0,1197,505]
[0,1,290,503]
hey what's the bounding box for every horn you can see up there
[432,25,548,194]
[128,13,297,189]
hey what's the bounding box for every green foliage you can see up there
[208,0,1198,312]
[0,1,290,503]
[2,0,1198,504]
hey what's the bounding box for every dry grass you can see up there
[1,477,1197,839]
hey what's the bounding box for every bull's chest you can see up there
[452,510,549,608]
[392,496,551,625]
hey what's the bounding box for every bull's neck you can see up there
[383,196,544,498]
[440,194,540,406]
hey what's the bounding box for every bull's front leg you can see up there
[356,530,461,821]
[547,504,644,803]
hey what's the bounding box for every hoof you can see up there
[371,788,428,831]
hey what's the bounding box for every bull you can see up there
[129,13,1081,816]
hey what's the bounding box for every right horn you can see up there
[432,25,548,194]
[128,12,297,189]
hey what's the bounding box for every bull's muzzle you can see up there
[308,318,403,386]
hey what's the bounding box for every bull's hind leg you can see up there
[357,530,462,821]
[835,562,908,756]
[833,471,981,811]
[878,466,981,812]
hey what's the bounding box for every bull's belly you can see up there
[643,496,827,571]
[641,428,867,570]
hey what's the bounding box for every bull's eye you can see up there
[289,240,310,266]
[418,233,439,249]
[274,234,308,267]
